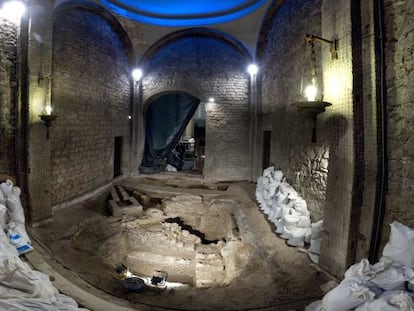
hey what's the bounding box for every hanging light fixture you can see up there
[292,34,337,143]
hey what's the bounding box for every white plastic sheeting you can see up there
[1,179,31,253]
[305,221,414,311]
[256,166,323,262]
[0,180,88,310]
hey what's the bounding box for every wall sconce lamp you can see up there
[292,34,337,143]
[39,106,57,140]
[38,75,57,139]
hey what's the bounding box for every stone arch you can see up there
[143,90,202,114]
[139,28,252,180]
[140,27,252,66]
[53,0,134,66]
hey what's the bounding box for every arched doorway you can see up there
[140,92,205,174]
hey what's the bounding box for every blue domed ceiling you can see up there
[98,0,268,26]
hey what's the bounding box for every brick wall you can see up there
[51,8,131,204]
[141,34,250,181]
[258,0,326,220]
[0,18,18,176]
[382,1,414,245]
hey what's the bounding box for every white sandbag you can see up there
[355,291,414,311]
[0,229,54,302]
[311,220,324,239]
[344,258,377,281]
[321,277,376,311]
[263,166,274,177]
[274,190,289,205]
[0,298,57,311]
[0,229,19,258]
[305,300,323,311]
[55,293,90,310]
[267,206,281,223]
[0,296,89,311]
[293,198,308,213]
[370,266,407,291]
[0,186,5,205]
[274,218,284,234]
[270,201,283,218]
[284,213,300,226]
[257,176,264,189]
[279,182,297,197]
[280,226,292,239]
[383,221,414,268]
[308,238,321,255]
[7,222,33,255]
[297,215,311,228]
[0,203,8,230]
[304,227,312,244]
[308,252,319,264]
[14,223,31,245]
[268,181,280,197]
[273,170,284,182]
[0,258,58,303]
[287,228,305,247]
[0,179,14,199]
[6,188,26,224]
[6,188,30,244]
[401,266,414,285]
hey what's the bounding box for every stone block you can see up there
[108,196,143,217]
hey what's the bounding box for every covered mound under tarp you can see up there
[140,92,200,173]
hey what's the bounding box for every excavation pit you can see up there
[31,177,329,310]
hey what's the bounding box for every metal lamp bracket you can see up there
[304,34,338,60]
[39,114,58,139]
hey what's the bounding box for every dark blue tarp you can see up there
[140,92,200,172]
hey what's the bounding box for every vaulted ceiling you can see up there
[98,0,269,26]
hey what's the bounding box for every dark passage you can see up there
[165,217,220,244]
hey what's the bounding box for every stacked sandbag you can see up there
[0,179,32,255]
[305,221,414,311]
[308,220,323,263]
[256,166,323,261]
[0,229,89,310]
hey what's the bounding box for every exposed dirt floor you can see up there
[29,174,331,311]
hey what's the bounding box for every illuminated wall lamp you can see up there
[39,105,57,140]
[292,34,337,143]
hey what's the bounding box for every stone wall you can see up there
[141,34,250,181]
[382,1,414,246]
[0,17,18,176]
[51,7,131,204]
[318,0,358,277]
[258,0,326,221]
